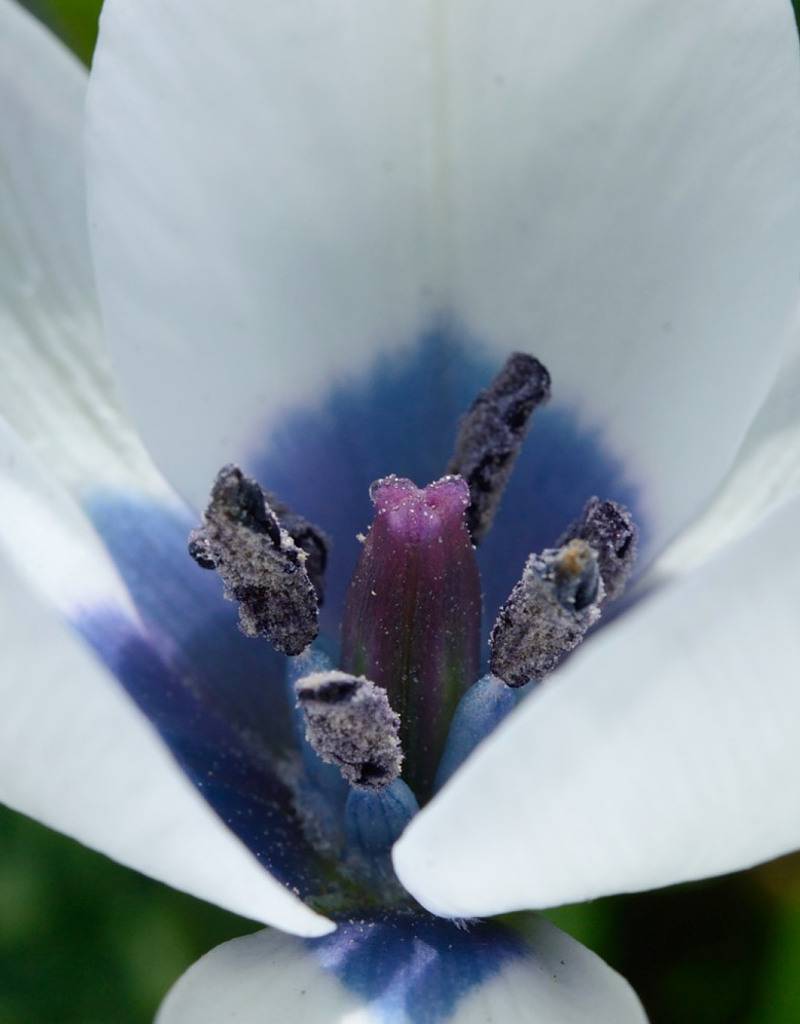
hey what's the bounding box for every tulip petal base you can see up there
[189,353,638,909]
[157,909,646,1024]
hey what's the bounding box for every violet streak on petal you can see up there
[341,475,481,799]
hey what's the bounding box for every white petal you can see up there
[157,916,646,1024]
[0,572,332,938]
[0,573,332,938]
[0,416,140,616]
[0,421,331,937]
[394,494,800,918]
[654,308,800,576]
[0,0,164,497]
[0,2,330,936]
[87,0,800,556]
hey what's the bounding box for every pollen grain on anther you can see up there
[559,496,638,603]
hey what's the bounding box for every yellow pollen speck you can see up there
[560,539,591,576]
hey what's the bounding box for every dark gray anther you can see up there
[447,352,551,543]
[490,539,604,687]
[188,464,319,656]
[559,497,638,603]
[264,492,329,604]
[295,671,403,790]
[187,533,216,570]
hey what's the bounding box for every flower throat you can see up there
[189,353,637,816]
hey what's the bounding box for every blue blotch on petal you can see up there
[251,328,645,637]
[87,496,294,755]
[307,912,527,1024]
[74,609,324,895]
[75,329,645,912]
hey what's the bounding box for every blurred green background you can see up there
[5,1,800,1021]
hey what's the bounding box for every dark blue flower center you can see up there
[82,328,645,914]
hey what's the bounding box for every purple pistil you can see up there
[341,475,481,798]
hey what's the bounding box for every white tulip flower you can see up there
[2,0,800,1020]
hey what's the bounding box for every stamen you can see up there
[434,674,523,792]
[344,779,419,859]
[264,491,329,604]
[447,352,551,543]
[295,671,403,790]
[286,650,349,801]
[558,496,638,603]
[490,539,604,687]
[189,464,318,655]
